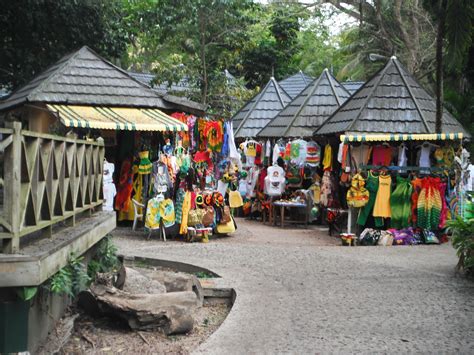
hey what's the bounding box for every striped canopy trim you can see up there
[341,133,464,143]
[47,104,188,132]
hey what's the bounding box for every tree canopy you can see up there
[0,0,472,139]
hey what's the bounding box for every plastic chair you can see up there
[132,198,144,231]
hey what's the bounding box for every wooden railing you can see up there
[0,122,104,253]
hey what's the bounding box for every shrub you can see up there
[446,217,474,277]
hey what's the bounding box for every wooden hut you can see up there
[232,77,290,139]
[258,69,350,138]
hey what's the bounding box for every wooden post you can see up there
[4,121,22,253]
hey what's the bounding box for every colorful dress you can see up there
[373,174,392,218]
[417,177,442,230]
[410,177,423,224]
[390,176,413,229]
[357,171,383,227]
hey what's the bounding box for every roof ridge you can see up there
[345,60,394,132]
[271,77,288,107]
[28,47,87,100]
[282,73,324,137]
[234,79,273,136]
[392,58,432,133]
[326,69,350,106]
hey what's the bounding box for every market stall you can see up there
[112,115,242,242]
[313,56,471,246]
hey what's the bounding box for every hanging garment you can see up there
[118,164,142,221]
[264,166,286,196]
[372,145,392,166]
[417,177,442,230]
[138,151,152,175]
[351,144,372,171]
[265,140,271,158]
[418,142,435,171]
[398,144,408,168]
[145,194,164,229]
[410,177,424,224]
[346,173,369,208]
[357,171,383,227]
[115,159,133,212]
[438,181,448,228]
[187,115,197,151]
[273,143,284,165]
[322,144,332,171]
[390,176,413,229]
[255,143,263,165]
[204,121,224,152]
[245,166,259,198]
[286,163,303,188]
[320,171,336,207]
[175,188,186,224]
[306,141,321,166]
[152,161,172,196]
[337,142,345,163]
[179,192,192,234]
[103,182,116,212]
[373,174,392,218]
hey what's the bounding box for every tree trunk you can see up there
[435,0,448,133]
[199,11,208,106]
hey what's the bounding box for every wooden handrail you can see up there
[0,122,105,253]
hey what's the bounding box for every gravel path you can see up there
[114,218,474,354]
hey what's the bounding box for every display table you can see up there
[272,201,309,228]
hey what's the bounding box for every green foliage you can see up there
[15,287,38,301]
[0,0,128,90]
[194,271,215,279]
[446,217,474,276]
[87,235,120,281]
[445,0,474,71]
[50,253,90,297]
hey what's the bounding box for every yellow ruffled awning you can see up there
[340,133,464,143]
[47,104,187,132]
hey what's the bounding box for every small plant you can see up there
[87,235,120,281]
[50,253,90,297]
[194,271,215,279]
[446,217,474,277]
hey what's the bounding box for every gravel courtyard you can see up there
[114,218,474,354]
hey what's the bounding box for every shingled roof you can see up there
[341,81,364,94]
[232,77,291,138]
[258,69,351,138]
[315,56,470,136]
[0,46,204,114]
[278,71,313,99]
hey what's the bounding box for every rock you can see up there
[145,270,204,306]
[123,267,166,294]
[79,286,200,334]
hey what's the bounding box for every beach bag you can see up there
[221,206,232,223]
[377,231,394,246]
[229,190,244,208]
[188,208,205,227]
[216,216,236,234]
[202,206,215,227]
[346,173,369,208]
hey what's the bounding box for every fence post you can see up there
[3,121,21,253]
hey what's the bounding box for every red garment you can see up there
[258,168,267,192]
[372,145,392,166]
[171,112,190,148]
[255,144,263,165]
[438,182,448,228]
[410,177,423,223]
[115,159,133,212]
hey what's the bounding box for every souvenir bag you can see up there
[221,206,232,223]
[346,173,369,208]
[202,206,215,227]
[188,208,205,227]
[229,190,244,208]
[216,216,236,234]
[377,230,394,246]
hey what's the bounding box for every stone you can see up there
[122,267,166,294]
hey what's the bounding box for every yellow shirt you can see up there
[322,144,332,171]
[373,174,392,218]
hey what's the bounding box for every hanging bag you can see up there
[216,216,236,234]
[229,182,244,208]
[202,206,215,227]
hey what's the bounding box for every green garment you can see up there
[357,171,383,227]
[390,176,413,229]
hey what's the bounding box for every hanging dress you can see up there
[390,176,413,229]
[373,174,392,218]
[357,171,383,227]
[322,144,332,171]
[417,177,442,230]
[410,177,424,224]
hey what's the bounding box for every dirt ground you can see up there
[113,217,340,247]
[57,302,230,354]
